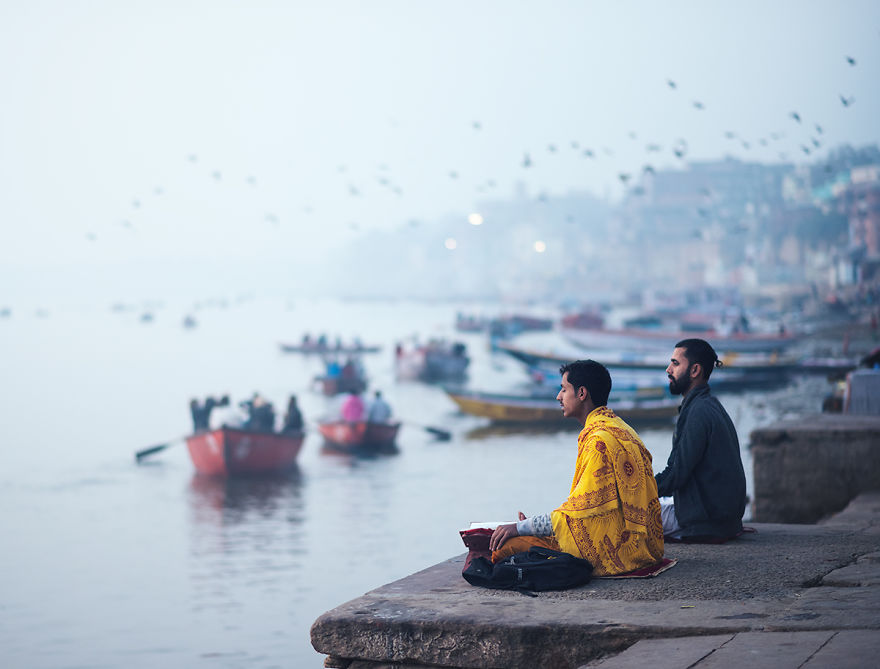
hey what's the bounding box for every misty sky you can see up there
[1,0,879,286]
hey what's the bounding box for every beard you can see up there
[668,372,691,396]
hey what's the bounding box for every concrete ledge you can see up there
[750,414,880,523]
[311,505,880,669]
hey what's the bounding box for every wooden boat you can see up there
[497,342,795,392]
[395,341,469,382]
[279,341,381,354]
[317,420,401,451]
[445,389,679,424]
[186,427,304,476]
[562,326,798,354]
[315,375,368,396]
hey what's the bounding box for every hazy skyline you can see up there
[1,1,879,300]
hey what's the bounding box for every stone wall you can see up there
[750,414,880,523]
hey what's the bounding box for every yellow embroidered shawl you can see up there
[550,406,664,575]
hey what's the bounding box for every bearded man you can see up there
[656,338,746,541]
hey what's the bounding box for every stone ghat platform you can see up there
[311,493,880,669]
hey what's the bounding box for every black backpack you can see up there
[462,547,593,596]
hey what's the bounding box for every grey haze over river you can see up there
[0,298,824,668]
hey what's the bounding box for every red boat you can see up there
[315,375,368,396]
[185,427,305,476]
[317,421,401,452]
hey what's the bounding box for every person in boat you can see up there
[340,390,365,423]
[281,395,304,434]
[210,395,247,430]
[655,338,746,542]
[241,393,275,432]
[325,357,342,379]
[190,395,228,432]
[341,357,358,379]
[488,360,664,576]
[366,390,392,424]
[190,398,212,432]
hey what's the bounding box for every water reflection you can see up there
[187,468,305,527]
[318,443,401,460]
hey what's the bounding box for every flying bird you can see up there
[522,153,532,168]
[472,121,482,130]
[811,137,821,148]
[815,124,823,134]
[643,165,655,174]
[646,143,662,152]
[800,145,811,155]
[790,111,801,123]
[840,94,855,107]
[667,79,677,89]
[212,171,221,180]
[449,171,459,179]
[582,149,594,158]
[618,173,631,184]
[547,144,557,153]
[692,101,705,110]
[846,56,856,65]
[570,141,580,149]
[724,131,737,139]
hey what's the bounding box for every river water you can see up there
[0,297,825,668]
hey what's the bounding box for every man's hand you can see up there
[488,523,519,552]
[488,512,528,552]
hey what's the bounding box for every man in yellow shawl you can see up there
[488,360,665,575]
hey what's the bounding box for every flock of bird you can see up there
[90,54,866,244]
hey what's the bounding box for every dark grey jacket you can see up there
[655,384,746,538]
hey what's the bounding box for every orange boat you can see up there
[317,421,401,452]
[186,427,305,476]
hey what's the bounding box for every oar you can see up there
[135,437,184,462]
[414,424,452,441]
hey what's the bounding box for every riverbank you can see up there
[311,492,880,668]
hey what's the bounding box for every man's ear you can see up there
[690,363,702,379]
[578,386,589,401]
